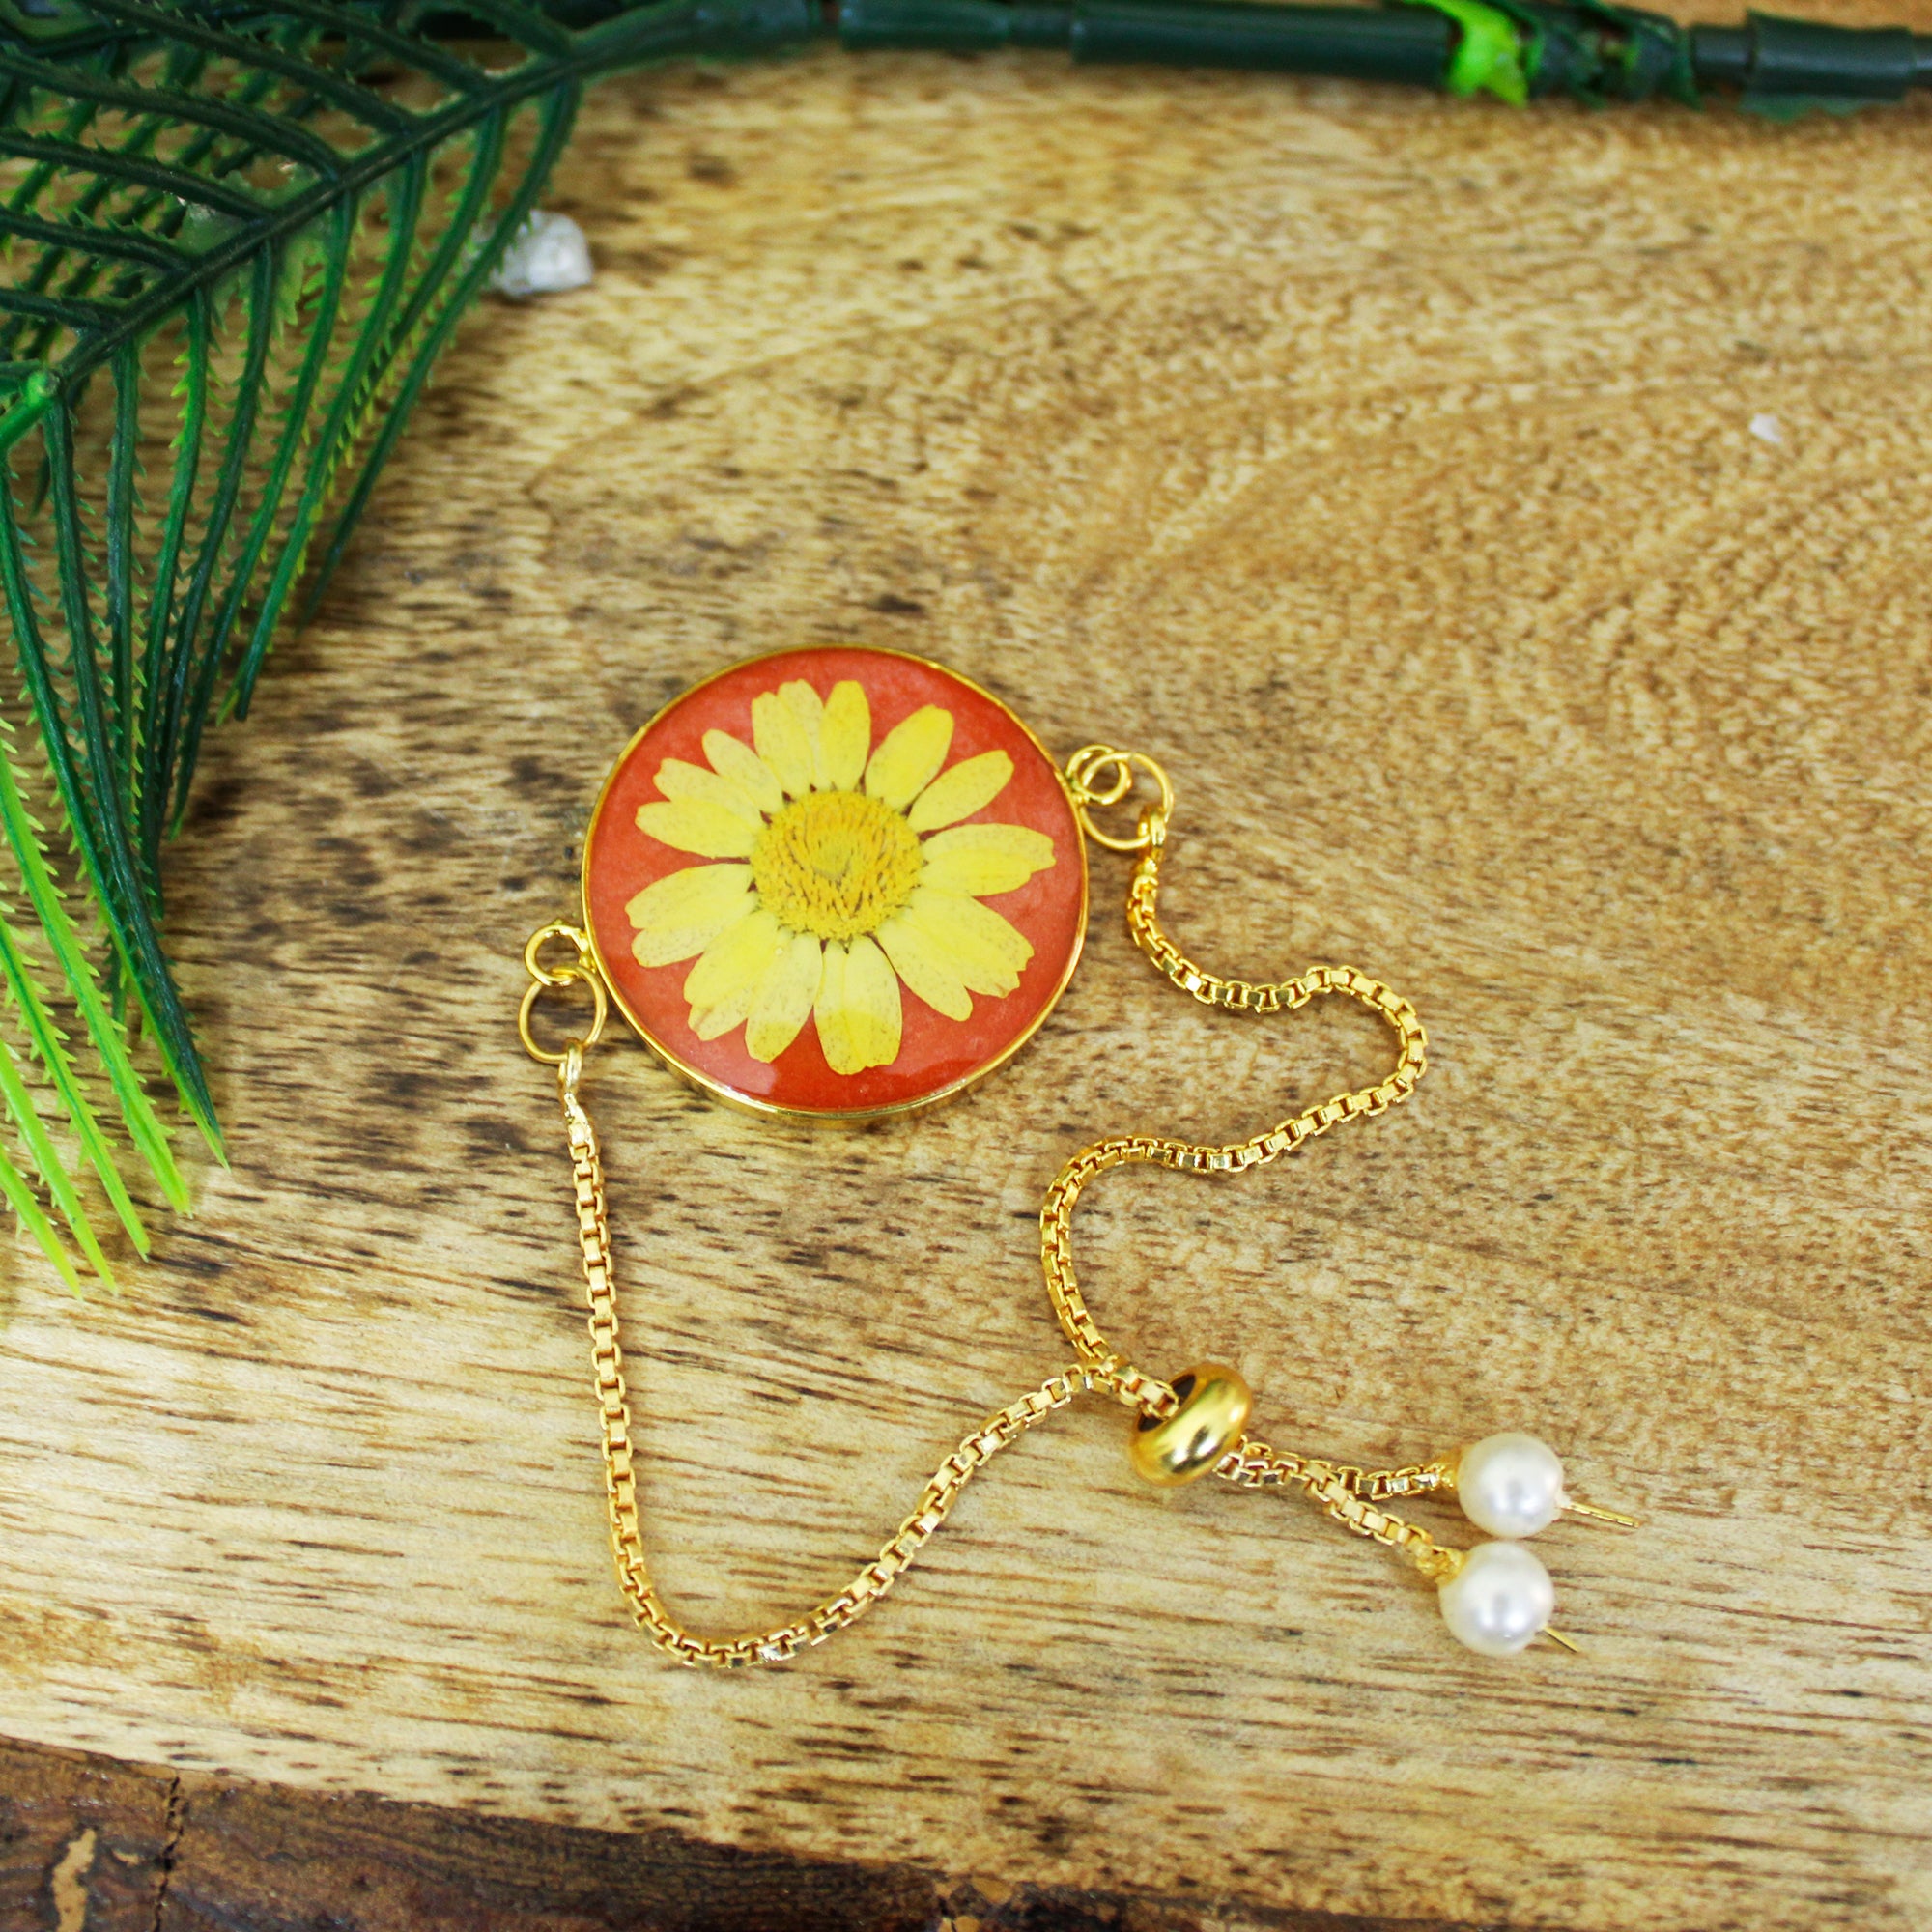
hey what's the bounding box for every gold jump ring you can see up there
[524,920,594,988]
[1065,745,1175,853]
[519,964,609,1065]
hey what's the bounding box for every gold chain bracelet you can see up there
[520,652,1634,1666]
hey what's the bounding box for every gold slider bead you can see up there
[1129,1363,1252,1487]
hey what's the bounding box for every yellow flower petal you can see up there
[875,909,971,1021]
[780,680,830,791]
[821,680,871,792]
[865,704,953,810]
[637,796,758,859]
[902,887,1034,998]
[814,940,855,1074]
[654,757,764,828]
[703,728,785,817]
[745,929,824,1062]
[842,933,903,1069]
[918,822,1055,896]
[814,935,902,1074]
[683,907,784,1037]
[753,691,815,800]
[906,749,1013,833]
[627,864,753,967]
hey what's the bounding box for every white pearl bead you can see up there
[1456,1430,1565,1539]
[1438,1541,1555,1656]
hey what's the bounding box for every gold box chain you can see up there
[529,746,1453,1666]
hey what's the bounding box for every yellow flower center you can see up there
[751,788,923,944]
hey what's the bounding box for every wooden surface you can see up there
[1,1731,1484,1932]
[4,30,1932,1932]
[0,1734,955,1932]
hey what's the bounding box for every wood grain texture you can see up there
[17,1731,1370,1932]
[3,27,1932,1931]
[0,1736,176,1932]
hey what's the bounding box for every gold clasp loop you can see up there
[525,920,594,986]
[520,922,609,1065]
[1064,744,1175,854]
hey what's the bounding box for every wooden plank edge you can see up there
[0,1730,1505,1931]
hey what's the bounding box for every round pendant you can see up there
[582,647,1088,1121]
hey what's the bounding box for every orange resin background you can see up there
[584,648,1087,1116]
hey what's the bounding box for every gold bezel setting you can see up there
[579,645,1091,1124]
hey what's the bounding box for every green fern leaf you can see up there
[0,1129,81,1292]
[0,0,817,1282]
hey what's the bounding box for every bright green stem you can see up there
[0,709,185,1213]
[0,1133,81,1293]
[1413,0,1530,99]
[0,1021,111,1283]
[0,887,150,1254]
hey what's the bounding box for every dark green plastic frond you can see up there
[0,0,812,1286]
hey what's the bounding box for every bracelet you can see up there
[519,645,1635,1668]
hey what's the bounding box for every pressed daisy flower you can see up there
[626,677,1056,1074]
